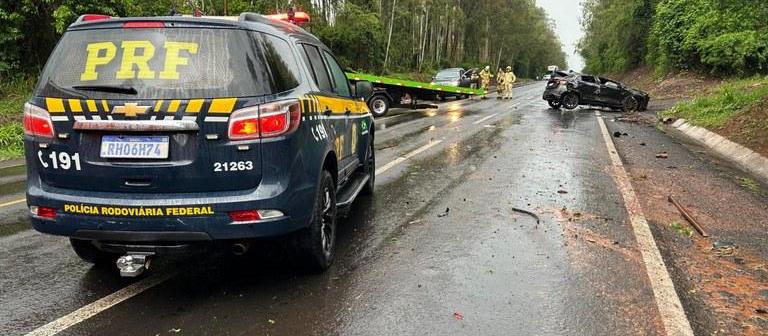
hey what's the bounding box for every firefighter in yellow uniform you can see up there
[502,66,517,100]
[495,67,504,99]
[478,66,493,99]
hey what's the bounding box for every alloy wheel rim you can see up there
[320,187,334,255]
[372,99,386,114]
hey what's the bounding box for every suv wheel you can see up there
[561,93,579,110]
[622,96,639,112]
[548,100,562,109]
[362,140,375,195]
[369,95,390,118]
[296,171,337,272]
[70,238,119,267]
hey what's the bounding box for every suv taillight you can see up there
[227,99,301,140]
[23,103,55,138]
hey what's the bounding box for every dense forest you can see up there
[579,0,768,76]
[0,0,567,80]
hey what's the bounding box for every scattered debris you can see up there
[268,319,276,325]
[437,207,450,217]
[712,241,738,257]
[169,329,182,333]
[639,142,646,146]
[613,131,622,138]
[656,152,669,159]
[668,195,708,237]
[557,190,568,194]
[512,207,540,224]
[453,312,464,320]
[756,308,768,314]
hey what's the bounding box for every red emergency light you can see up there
[81,14,112,22]
[266,10,310,25]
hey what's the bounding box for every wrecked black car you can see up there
[543,74,649,111]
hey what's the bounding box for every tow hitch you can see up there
[116,253,152,277]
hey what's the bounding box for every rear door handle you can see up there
[324,108,332,116]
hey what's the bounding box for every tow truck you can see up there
[346,72,484,117]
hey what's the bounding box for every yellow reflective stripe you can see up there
[68,99,83,113]
[86,100,98,112]
[154,100,164,112]
[101,100,109,113]
[45,98,65,113]
[186,99,204,113]
[168,100,181,113]
[209,98,236,114]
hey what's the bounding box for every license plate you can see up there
[100,135,169,159]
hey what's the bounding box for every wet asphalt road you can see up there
[2,84,679,335]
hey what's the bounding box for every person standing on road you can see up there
[496,67,505,99]
[478,66,493,99]
[502,66,517,100]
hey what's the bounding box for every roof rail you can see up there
[239,13,270,24]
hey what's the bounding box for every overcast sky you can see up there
[535,0,586,71]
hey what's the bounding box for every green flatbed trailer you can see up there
[346,72,485,117]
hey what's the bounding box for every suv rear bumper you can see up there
[27,181,315,245]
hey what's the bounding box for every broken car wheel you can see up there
[561,93,579,110]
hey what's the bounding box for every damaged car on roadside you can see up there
[543,74,649,111]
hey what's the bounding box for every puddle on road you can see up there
[375,125,437,150]
[0,219,31,237]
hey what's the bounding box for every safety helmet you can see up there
[484,66,490,70]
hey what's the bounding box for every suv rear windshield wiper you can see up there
[72,85,138,95]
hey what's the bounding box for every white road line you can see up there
[24,271,176,336]
[375,140,442,176]
[472,113,499,125]
[595,112,694,336]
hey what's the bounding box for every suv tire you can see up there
[296,170,337,272]
[70,238,119,268]
[362,140,375,195]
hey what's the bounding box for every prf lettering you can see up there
[80,41,199,81]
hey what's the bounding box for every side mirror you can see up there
[355,80,374,100]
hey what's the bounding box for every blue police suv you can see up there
[23,12,375,274]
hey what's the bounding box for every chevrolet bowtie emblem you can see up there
[112,103,150,117]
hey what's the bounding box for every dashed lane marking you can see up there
[472,113,499,125]
[0,198,26,208]
[375,140,442,176]
[24,271,176,336]
[595,111,694,336]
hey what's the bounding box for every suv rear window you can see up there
[36,28,300,99]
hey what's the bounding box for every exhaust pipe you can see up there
[116,253,151,277]
[231,242,250,256]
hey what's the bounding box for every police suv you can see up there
[24,12,375,275]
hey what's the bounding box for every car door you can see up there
[319,48,361,182]
[577,76,601,104]
[299,44,349,179]
[599,79,625,106]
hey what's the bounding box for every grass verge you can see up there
[662,76,768,156]
[0,78,34,160]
